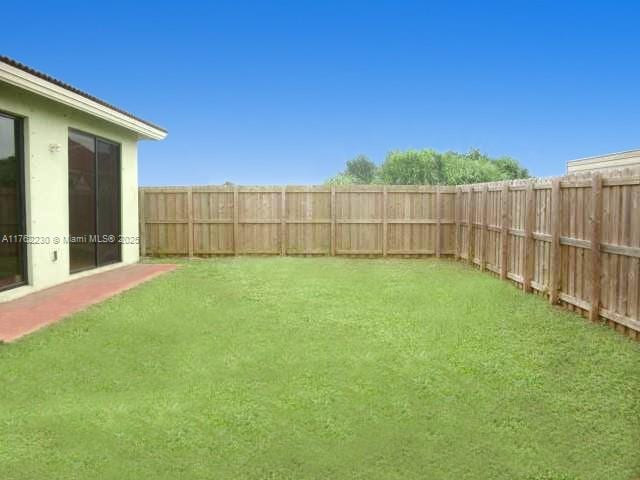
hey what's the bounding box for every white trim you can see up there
[0,61,167,140]
[567,149,640,167]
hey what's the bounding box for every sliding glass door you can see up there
[0,113,26,290]
[68,130,121,273]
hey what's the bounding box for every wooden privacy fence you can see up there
[139,169,640,336]
[139,185,457,257]
[455,170,640,336]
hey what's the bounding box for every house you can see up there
[567,149,640,173]
[0,56,166,302]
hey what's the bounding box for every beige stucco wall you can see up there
[0,82,140,302]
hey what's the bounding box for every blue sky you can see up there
[4,1,640,185]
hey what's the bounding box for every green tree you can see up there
[379,149,445,185]
[325,173,359,185]
[493,157,529,179]
[379,148,528,185]
[325,155,380,185]
[441,151,498,185]
[344,155,377,183]
[326,148,528,186]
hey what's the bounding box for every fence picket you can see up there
[590,174,603,322]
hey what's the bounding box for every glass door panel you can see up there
[68,130,97,272]
[96,139,121,266]
[0,113,26,289]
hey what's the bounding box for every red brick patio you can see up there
[0,263,177,343]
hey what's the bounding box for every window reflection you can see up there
[0,114,25,289]
[68,130,97,272]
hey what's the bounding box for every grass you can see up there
[0,257,638,480]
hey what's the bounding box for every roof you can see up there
[0,55,167,140]
[567,149,640,173]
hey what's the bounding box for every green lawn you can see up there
[1,258,639,480]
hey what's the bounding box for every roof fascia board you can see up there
[0,61,166,140]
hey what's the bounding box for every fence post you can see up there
[187,187,194,257]
[382,186,388,257]
[138,188,146,258]
[480,185,488,270]
[467,188,474,264]
[500,184,510,279]
[233,186,239,255]
[523,181,536,292]
[330,186,336,256]
[589,174,603,322]
[455,187,461,260]
[549,179,561,304]
[281,186,286,256]
[435,186,441,258]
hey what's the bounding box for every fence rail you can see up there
[140,169,640,336]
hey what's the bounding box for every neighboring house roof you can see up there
[0,55,167,140]
[567,149,640,173]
